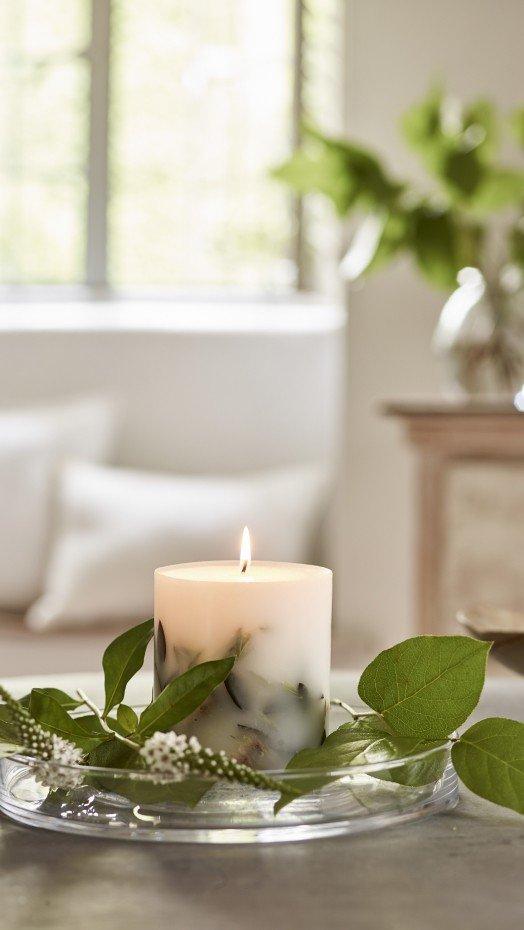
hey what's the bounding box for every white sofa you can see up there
[0,299,345,673]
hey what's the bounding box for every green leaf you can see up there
[272,124,403,218]
[75,714,126,738]
[411,207,465,290]
[471,168,524,212]
[0,706,20,743]
[29,691,103,752]
[274,716,448,813]
[363,210,412,275]
[136,657,235,738]
[102,618,154,717]
[87,737,139,769]
[272,147,358,216]
[107,775,213,809]
[442,149,486,200]
[19,688,82,711]
[117,704,139,733]
[452,717,524,814]
[509,221,524,269]
[402,88,498,181]
[402,84,446,167]
[358,635,490,738]
[509,108,524,148]
[322,717,447,787]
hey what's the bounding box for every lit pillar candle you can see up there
[154,529,332,769]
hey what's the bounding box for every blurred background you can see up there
[1,0,524,676]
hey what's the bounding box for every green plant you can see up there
[0,623,522,818]
[274,87,524,289]
[273,87,524,390]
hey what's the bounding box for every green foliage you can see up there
[29,690,102,752]
[0,623,522,820]
[401,90,499,204]
[19,688,82,711]
[0,705,20,744]
[358,635,490,738]
[116,704,139,733]
[105,775,213,809]
[510,108,524,148]
[411,207,469,289]
[452,718,524,815]
[102,618,154,716]
[273,87,524,291]
[272,123,403,217]
[87,738,138,770]
[509,221,524,269]
[275,715,448,813]
[136,657,235,738]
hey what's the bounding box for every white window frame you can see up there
[86,0,111,290]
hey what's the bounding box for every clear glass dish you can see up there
[0,708,458,844]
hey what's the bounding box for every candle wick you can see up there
[241,560,248,574]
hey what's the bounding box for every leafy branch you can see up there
[0,623,522,818]
[272,88,524,293]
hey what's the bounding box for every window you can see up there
[0,1,344,293]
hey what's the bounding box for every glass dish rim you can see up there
[4,738,452,782]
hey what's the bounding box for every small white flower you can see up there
[139,731,195,782]
[188,736,201,753]
[34,734,85,791]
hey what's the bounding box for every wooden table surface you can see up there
[0,673,523,930]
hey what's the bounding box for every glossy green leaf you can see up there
[87,737,139,769]
[274,715,448,813]
[452,717,524,814]
[358,635,490,738]
[102,618,154,716]
[29,691,102,752]
[0,705,20,743]
[76,714,126,738]
[19,688,82,711]
[136,657,235,738]
[117,704,139,733]
[108,775,213,809]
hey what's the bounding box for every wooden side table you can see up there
[386,400,524,633]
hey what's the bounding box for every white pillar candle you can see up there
[154,537,332,770]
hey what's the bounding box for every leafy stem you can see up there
[0,622,522,820]
[330,698,368,721]
[76,690,141,751]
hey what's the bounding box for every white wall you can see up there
[335,0,524,650]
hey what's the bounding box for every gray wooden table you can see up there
[1,675,523,930]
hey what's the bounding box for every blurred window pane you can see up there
[0,1,342,291]
[0,0,89,283]
[109,0,296,290]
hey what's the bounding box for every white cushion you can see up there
[26,460,329,630]
[0,397,117,609]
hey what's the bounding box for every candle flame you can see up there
[240,526,251,574]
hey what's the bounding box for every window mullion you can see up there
[86,0,111,290]
[292,0,306,290]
